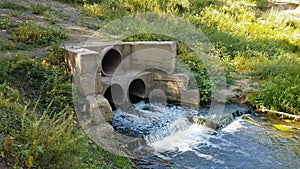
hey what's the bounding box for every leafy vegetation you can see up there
[30,4,50,15]
[0,40,28,51]
[0,16,12,29]
[11,23,68,46]
[83,0,298,114]
[1,0,299,168]
[0,1,28,11]
[0,51,134,168]
[250,61,300,115]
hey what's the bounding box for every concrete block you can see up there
[73,73,102,96]
[129,41,176,73]
[64,46,100,75]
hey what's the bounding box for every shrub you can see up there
[0,84,24,135]
[0,16,12,29]
[30,4,50,15]
[17,110,86,169]
[82,3,105,18]
[43,11,60,24]
[256,0,269,11]
[11,23,67,46]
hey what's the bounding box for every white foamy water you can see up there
[120,103,300,169]
[149,117,248,165]
[221,117,246,133]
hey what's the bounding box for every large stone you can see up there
[86,94,113,122]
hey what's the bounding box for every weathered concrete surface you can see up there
[129,41,176,74]
[64,46,100,75]
[64,41,200,121]
[83,41,176,75]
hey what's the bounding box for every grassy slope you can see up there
[0,0,299,168]
[78,0,300,114]
[0,1,134,169]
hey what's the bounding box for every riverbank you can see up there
[0,0,299,168]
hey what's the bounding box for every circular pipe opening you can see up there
[102,49,122,76]
[104,84,124,111]
[128,79,146,104]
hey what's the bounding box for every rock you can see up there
[86,94,113,122]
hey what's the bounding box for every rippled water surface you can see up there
[112,103,300,169]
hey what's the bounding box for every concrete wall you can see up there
[64,41,199,122]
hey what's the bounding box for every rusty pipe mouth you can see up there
[101,49,122,77]
[103,84,124,110]
[128,79,146,104]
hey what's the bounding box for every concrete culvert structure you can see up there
[128,79,146,104]
[103,84,124,110]
[101,49,122,76]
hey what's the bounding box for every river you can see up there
[112,102,300,169]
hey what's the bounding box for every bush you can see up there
[82,3,105,18]
[11,23,67,46]
[30,4,50,15]
[18,110,86,168]
[256,0,269,11]
[0,16,12,29]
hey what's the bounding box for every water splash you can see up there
[112,102,197,143]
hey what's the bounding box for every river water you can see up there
[112,102,300,169]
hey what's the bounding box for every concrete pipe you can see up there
[103,84,124,110]
[128,79,146,104]
[101,49,122,76]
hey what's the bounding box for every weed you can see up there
[43,11,60,24]
[30,4,50,15]
[11,23,68,46]
[0,1,27,11]
[82,3,105,18]
[0,54,72,113]
[249,57,300,115]
[0,53,134,168]
[0,40,28,51]
[0,16,12,29]
[256,0,269,11]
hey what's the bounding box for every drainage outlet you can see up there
[101,49,122,76]
[128,79,146,104]
[104,84,124,110]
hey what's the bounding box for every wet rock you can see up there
[193,104,252,130]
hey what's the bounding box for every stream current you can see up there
[112,102,300,169]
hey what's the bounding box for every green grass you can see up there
[0,51,135,168]
[81,0,299,112]
[1,0,299,168]
[250,58,300,115]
